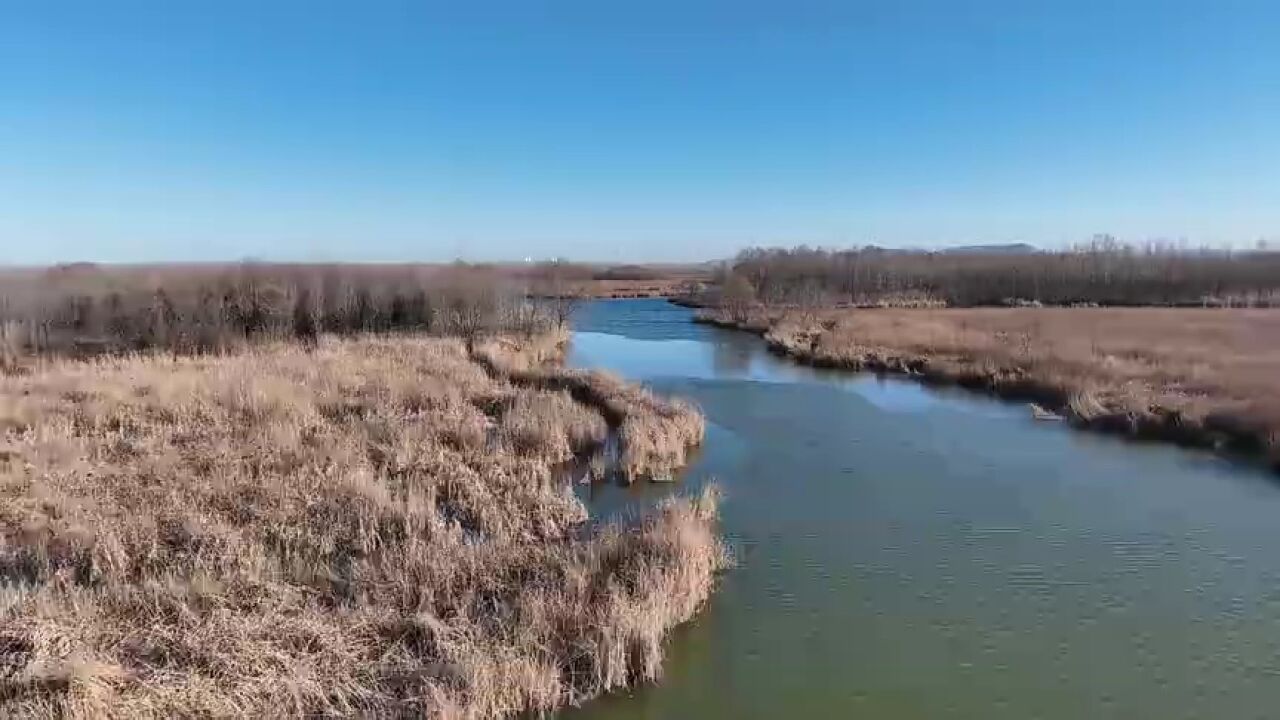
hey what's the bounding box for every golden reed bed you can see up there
[0,334,725,718]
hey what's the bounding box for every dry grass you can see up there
[576,278,706,299]
[0,334,726,718]
[497,390,607,461]
[472,334,705,482]
[704,306,1280,467]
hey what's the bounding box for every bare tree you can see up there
[532,259,584,328]
[725,242,1280,308]
[720,272,756,323]
[0,261,556,360]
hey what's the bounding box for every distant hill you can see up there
[941,243,1039,255]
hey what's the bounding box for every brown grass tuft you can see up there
[472,336,706,482]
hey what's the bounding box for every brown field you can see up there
[0,332,724,718]
[520,264,712,300]
[574,277,705,299]
[701,306,1280,467]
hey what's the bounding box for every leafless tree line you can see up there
[0,262,560,364]
[724,237,1280,308]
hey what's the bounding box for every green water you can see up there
[565,299,1280,720]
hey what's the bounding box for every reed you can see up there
[0,333,726,718]
[470,334,706,481]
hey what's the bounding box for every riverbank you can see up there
[697,306,1280,471]
[0,332,724,718]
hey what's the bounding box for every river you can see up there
[564,298,1280,720]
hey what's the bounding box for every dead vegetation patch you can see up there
[0,334,726,718]
[471,334,706,482]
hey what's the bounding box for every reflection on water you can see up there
[572,326,961,415]
[565,300,1280,720]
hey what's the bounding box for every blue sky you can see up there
[2,0,1277,263]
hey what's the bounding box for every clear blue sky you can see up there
[2,0,1277,263]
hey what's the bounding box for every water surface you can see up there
[567,299,1280,720]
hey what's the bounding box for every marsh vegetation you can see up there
[0,273,723,717]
